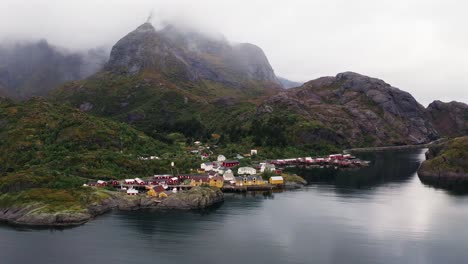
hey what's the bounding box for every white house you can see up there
[217,155,226,162]
[238,167,257,175]
[127,188,138,195]
[251,149,258,156]
[201,162,214,171]
[124,179,135,184]
[135,178,145,185]
[223,169,235,181]
[260,163,276,173]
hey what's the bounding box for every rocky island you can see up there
[418,136,468,191]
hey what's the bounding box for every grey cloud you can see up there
[0,0,466,105]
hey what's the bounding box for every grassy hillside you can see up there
[0,97,185,192]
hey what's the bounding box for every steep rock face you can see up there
[426,100,468,137]
[258,72,439,147]
[107,23,281,90]
[106,23,195,81]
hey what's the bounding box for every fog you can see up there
[1,0,467,105]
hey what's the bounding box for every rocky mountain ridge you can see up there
[426,100,468,137]
[257,72,439,147]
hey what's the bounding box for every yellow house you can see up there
[147,188,157,197]
[209,176,224,188]
[269,176,284,185]
[190,178,207,187]
[236,175,265,186]
[147,186,168,198]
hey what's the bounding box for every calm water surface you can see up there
[1,149,468,264]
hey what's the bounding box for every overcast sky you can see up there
[1,0,467,106]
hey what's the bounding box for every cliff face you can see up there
[257,72,439,147]
[106,23,281,91]
[426,100,468,137]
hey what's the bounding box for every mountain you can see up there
[254,72,439,148]
[106,23,281,96]
[426,100,468,137]
[277,76,303,89]
[0,40,107,99]
[52,22,282,141]
[53,23,441,152]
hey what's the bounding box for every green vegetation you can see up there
[0,97,188,192]
[0,187,112,214]
[421,136,467,174]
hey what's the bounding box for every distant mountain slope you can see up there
[0,40,107,99]
[277,76,303,89]
[255,72,439,148]
[426,100,468,137]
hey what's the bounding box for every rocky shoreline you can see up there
[417,136,467,191]
[0,187,224,227]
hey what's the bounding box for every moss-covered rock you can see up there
[418,136,468,191]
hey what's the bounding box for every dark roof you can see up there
[223,160,239,163]
[153,186,166,193]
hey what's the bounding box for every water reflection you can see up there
[1,149,468,264]
[287,149,426,192]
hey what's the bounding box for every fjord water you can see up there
[1,149,468,264]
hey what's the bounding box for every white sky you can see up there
[1,0,467,106]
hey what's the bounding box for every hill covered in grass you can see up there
[0,97,179,192]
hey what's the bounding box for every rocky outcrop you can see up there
[0,187,224,227]
[426,100,468,137]
[418,136,468,191]
[259,72,439,147]
[159,187,224,209]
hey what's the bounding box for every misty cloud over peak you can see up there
[0,0,467,105]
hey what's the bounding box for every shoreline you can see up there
[343,139,447,153]
[0,186,224,227]
[0,180,307,228]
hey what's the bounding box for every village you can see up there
[85,146,369,199]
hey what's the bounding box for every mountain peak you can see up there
[135,22,156,33]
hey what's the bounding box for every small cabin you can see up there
[96,180,107,187]
[222,160,240,168]
[217,155,226,162]
[223,169,235,181]
[127,189,138,195]
[269,176,284,185]
[190,176,210,187]
[124,179,135,184]
[209,176,224,188]
[135,178,146,185]
[235,175,265,186]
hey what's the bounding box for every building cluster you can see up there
[269,154,368,167]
